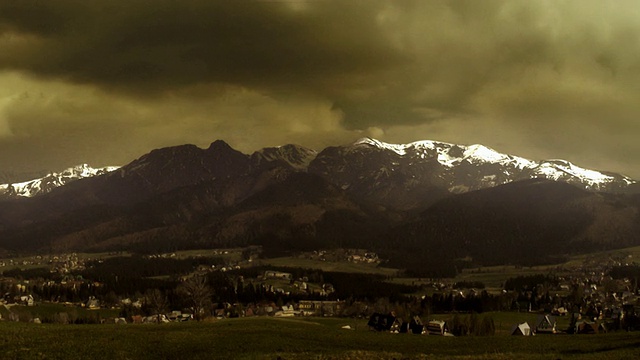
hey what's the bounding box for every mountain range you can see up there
[0,138,638,276]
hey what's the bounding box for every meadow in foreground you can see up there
[1,317,640,360]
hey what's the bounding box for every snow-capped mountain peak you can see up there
[355,137,537,169]
[327,137,636,195]
[0,164,119,199]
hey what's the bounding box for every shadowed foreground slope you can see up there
[1,317,640,359]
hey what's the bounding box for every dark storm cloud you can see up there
[2,0,637,127]
[0,1,402,92]
[0,0,639,177]
[0,0,493,128]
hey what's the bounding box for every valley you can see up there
[2,244,640,324]
[3,1,639,358]
[1,138,640,359]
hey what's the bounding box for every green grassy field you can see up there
[0,316,639,359]
[454,265,563,291]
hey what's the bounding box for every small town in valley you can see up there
[2,246,640,338]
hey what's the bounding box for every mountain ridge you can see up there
[352,137,636,191]
[0,138,638,277]
[1,138,635,203]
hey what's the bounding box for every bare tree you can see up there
[144,289,169,323]
[178,276,213,321]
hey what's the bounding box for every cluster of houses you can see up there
[84,300,348,324]
[124,311,194,324]
[367,313,451,336]
[510,315,559,336]
[510,313,611,335]
[523,260,640,331]
[366,312,620,337]
[0,253,88,274]
[347,252,379,264]
[260,270,335,297]
[2,293,35,307]
[209,300,346,318]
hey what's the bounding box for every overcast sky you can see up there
[1,0,639,178]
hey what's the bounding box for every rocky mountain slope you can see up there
[382,179,640,276]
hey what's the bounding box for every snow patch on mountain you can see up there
[463,144,537,169]
[530,160,623,188]
[354,137,636,190]
[355,137,537,170]
[0,164,119,198]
